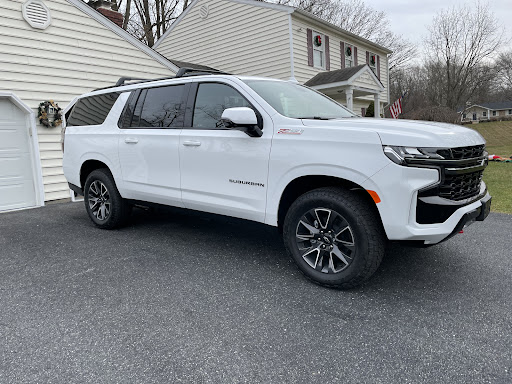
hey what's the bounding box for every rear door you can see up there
[118,83,188,207]
[179,81,273,223]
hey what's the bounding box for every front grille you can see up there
[436,144,485,160]
[439,170,484,201]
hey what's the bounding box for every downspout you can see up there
[288,13,297,82]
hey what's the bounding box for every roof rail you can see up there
[93,68,231,91]
[175,67,231,77]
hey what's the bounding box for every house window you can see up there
[463,113,467,119]
[368,52,377,71]
[509,109,512,115]
[345,44,354,68]
[312,31,325,69]
[483,111,487,117]
[492,111,496,116]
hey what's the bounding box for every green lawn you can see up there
[469,120,512,214]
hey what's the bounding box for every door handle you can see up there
[124,138,139,144]
[182,140,201,147]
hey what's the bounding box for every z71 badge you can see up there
[277,128,304,135]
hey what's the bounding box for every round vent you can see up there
[199,4,209,19]
[22,0,51,30]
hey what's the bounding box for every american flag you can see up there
[389,92,407,119]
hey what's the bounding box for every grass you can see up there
[469,120,512,214]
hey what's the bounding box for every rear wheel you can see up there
[84,169,131,229]
[283,187,385,289]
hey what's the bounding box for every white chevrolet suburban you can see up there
[63,68,491,289]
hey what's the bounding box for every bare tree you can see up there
[424,1,504,110]
[495,51,512,100]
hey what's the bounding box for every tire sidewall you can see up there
[283,190,374,286]
[84,169,122,228]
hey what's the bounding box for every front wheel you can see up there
[84,169,131,229]
[283,187,385,289]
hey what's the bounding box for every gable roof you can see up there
[458,101,512,112]
[67,0,179,73]
[305,64,384,90]
[153,0,392,54]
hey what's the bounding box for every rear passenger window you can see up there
[66,92,121,126]
[193,83,252,129]
[134,85,185,128]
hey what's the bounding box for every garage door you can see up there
[0,98,37,211]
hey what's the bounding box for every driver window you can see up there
[192,83,252,129]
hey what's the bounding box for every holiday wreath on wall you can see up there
[38,100,62,128]
[314,34,322,47]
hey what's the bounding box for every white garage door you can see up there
[0,98,37,211]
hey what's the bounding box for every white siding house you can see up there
[154,0,392,117]
[0,0,177,211]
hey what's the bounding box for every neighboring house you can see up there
[459,101,512,122]
[153,0,392,118]
[0,0,178,212]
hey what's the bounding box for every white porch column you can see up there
[374,93,381,118]
[345,87,354,112]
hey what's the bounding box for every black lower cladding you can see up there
[416,200,459,224]
[68,183,83,196]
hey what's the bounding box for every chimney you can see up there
[89,0,123,28]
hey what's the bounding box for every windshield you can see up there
[243,80,355,119]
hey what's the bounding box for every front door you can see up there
[118,84,187,207]
[179,82,272,223]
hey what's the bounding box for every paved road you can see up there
[0,203,510,383]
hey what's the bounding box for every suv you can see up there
[63,68,491,289]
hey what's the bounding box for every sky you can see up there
[371,0,512,50]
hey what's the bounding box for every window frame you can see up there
[118,83,190,129]
[344,43,354,68]
[368,51,377,71]
[312,31,325,70]
[184,81,263,131]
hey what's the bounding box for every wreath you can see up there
[370,55,376,66]
[346,46,352,57]
[38,100,62,128]
[314,35,322,47]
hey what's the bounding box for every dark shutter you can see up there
[366,51,369,65]
[361,107,366,117]
[354,46,358,65]
[376,55,381,79]
[340,41,345,68]
[307,28,313,67]
[325,35,330,70]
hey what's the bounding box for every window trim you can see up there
[368,51,377,70]
[185,81,263,131]
[344,43,354,68]
[312,31,325,70]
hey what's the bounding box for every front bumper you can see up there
[363,163,491,245]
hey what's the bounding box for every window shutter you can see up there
[377,55,381,79]
[361,107,366,117]
[354,46,358,65]
[366,51,369,65]
[340,41,345,68]
[307,29,313,67]
[325,35,330,70]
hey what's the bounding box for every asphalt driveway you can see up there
[0,203,511,383]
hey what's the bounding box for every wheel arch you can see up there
[276,175,383,233]
[80,159,111,190]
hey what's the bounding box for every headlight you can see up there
[383,146,445,165]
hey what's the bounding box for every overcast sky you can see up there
[372,0,512,51]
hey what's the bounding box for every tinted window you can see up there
[193,83,252,129]
[133,85,185,128]
[118,91,138,128]
[66,92,121,126]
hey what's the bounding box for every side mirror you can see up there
[221,107,262,137]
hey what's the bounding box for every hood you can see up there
[300,118,485,148]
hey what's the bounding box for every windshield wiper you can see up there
[297,116,332,120]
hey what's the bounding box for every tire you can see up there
[84,168,131,229]
[283,187,385,289]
